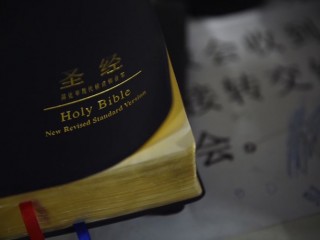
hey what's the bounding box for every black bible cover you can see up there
[0,0,172,197]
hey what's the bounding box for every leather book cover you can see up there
[0,0,172,197]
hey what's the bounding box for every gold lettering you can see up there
[45,129,61,137]
[98,99,107,110]
[124,90,146,108]
[125,89,131,96]
[60,111,72,122]
[81,88,87,94]
[64,126,71,132]
[88,85,94,93]
[60,68,84,90]
[112,93,120,103]
[68,92,74,99]
[108,78,113,84]
[75,90,81,96]
[94,83,100,90]
[99,54,123,76]
[60,107,92,122]
[61,93,67,101]
[63,119,91,133]
[97,89,131,110]
[72,111,80,119]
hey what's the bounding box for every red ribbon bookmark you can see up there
[19,201,45,240]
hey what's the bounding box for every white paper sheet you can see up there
[183,1,320,239]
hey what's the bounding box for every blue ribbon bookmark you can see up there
[74,222,91,240]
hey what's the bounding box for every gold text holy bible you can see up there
[0,0,203,239]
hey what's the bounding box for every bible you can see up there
[0,0,203,239]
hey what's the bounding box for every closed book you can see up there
[0,0,203,239]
